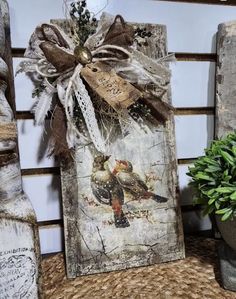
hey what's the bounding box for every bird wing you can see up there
[132,173,148,191]
[117,172,145,195]
[91,181,111,205]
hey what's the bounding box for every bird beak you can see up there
[113,168,118,175]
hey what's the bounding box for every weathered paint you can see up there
[216,21,236,138]
[59,20,185,277]
[0,1,41,298]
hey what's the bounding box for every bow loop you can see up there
[103,15,135,47]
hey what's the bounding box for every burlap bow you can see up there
[17,13,173,156]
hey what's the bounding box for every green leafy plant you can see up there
[187,131,236,221]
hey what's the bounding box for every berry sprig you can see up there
[70,0,98,45]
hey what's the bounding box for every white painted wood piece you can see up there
[0,1,41,297]
[60,18,184,278]
[215,21,236,138]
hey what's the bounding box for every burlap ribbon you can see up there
[17,13,173,155]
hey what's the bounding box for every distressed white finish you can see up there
[215,21,236,138]
[61,19,184,277]
[0,1,40,296]
[0,219,38,298]
[8,0,234,253]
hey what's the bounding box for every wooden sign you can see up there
[81,61,141,111]
[60,21,185,278]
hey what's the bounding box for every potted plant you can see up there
[187,131,236,291]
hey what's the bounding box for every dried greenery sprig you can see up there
[70,0,98,45]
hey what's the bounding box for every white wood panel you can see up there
[22,174,61,221]
[171,62,215,107]
[178,164,194,206]
[38,214,210,254]
[13,58,35,111]
[39,226,63,254]
[8,0,236,52]
[175,115,214,159]
[17,119,57,169]
[182,211,212,233]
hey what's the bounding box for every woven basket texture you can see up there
[42,237,236,299]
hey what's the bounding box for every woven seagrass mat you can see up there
[42,237,236,299]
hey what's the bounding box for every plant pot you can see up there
[216,215,236,251]
[216,215,236,291]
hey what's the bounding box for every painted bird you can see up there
[91,155,130,228]
[113,159,168,203]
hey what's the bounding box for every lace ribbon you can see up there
[64,64,106,153]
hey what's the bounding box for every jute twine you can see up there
[42,237,236,299]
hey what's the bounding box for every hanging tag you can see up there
[80,62,141,111]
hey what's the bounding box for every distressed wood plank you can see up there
[2,0,15,113]
[57,17,184,278]
[216,21,236,138]
[0,1,41,298]
[60,158,80,276]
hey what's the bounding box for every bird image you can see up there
[91,155,130,228]
[113,159,168,203]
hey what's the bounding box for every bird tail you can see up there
[144,191,168,203]
[114,211,130,228]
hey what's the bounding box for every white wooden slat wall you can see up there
[8,0,235,254]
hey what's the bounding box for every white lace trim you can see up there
[64,64,106,153]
